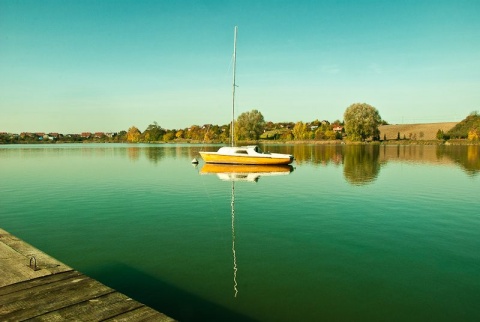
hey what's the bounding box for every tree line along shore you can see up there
[2,121,477,145]
[2,105,479,145]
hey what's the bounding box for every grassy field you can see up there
[378,122,458,141]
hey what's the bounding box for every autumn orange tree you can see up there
[126,126,141,142]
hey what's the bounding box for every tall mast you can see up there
[231,26,237,147]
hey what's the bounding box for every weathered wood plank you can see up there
[0,271,90,306]
[0,274,114,320]
[0,270,79,297]
[0,241,63,288]
[31,292,145,321]
[0,228,72,288]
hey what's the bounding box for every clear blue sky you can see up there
[1,0,479,133]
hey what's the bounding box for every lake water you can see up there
[1,144,479,321]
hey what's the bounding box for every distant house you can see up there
[33,132,46,140]
[333,126,343,133]
[20,132,35,139]
[94,132,105,138]
[47,133,61,140]
[81,132,92,138]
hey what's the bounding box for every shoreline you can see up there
[1,139,479,146]
[3,122,479,145]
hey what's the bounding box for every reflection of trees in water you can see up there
[127,145,207,164]
[284,145,343,165]
[127,147,141,161]
[126,146,167,163]
[144,147,166,164]
[286,144,479,183]
[126,144,479,179]
[259,144,296,158]
[343,145,381,185]
[437,145,480,176]
[265,144,380,184]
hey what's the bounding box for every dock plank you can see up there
[31,292,146,321]
[0,273,114,320]
[0,228,72,287]
[0,270,80,297]
[0,228,175,321]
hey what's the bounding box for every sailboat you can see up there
[199,26,294,165]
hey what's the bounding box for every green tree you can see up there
[203,128,216,141]
[143,122,165,142]
[219,124,230,142]
[116,130,127,142]
[185,125,203,141]
[436,129,444,140]
[325,129,336,140]
[315,127,326,140]
[205,125,223,142]
[447,111,480,139]
[343,103,382,141]
[235,109,265,141]
[293,121,308,140]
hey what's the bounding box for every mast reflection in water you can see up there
[231,180,238,297]
[200,163,295,297]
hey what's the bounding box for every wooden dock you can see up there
[0,228,175,321]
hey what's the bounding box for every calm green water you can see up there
[1,144,479,321]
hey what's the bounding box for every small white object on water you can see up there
[191,158,199,164]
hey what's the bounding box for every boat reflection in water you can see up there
[200,164,294,182]
[199,163,294,297]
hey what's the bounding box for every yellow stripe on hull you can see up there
[200,152,292,165]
